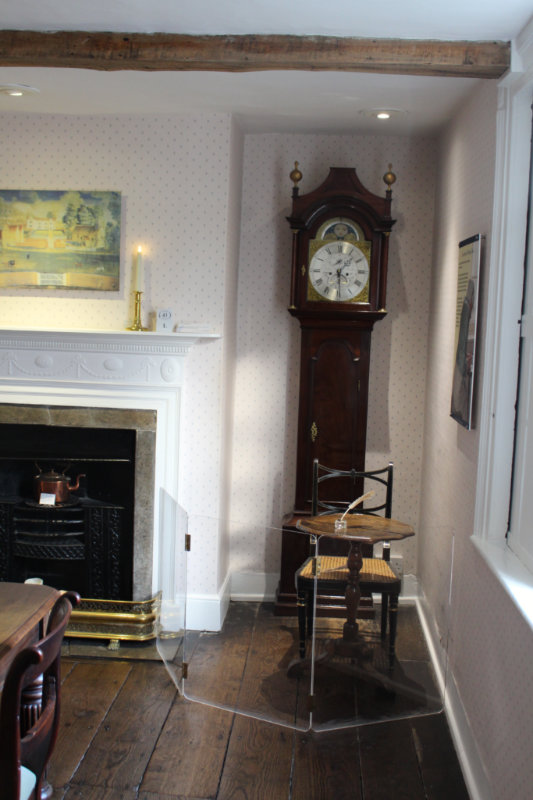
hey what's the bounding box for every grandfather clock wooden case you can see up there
[275,164,396,615]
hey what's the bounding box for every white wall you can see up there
[420,78,533,799]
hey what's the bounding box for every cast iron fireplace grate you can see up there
[0,422,135,600]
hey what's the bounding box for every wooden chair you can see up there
[295,460,401,667]
[0,590,79,800]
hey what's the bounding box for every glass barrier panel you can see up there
[181,517,316,731]
[156,509,452,733]
[304,515,447,731]
[156,489,188,692]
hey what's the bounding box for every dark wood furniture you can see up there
[0,590,79,800]
[288,513,413,680]
[295,460,402,666]
[0,582,60,688]
[275,164,396,615]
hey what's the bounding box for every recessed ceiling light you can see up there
[0,84,40,97]
[359,108,407,120]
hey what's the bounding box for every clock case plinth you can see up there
[275,166,395,617]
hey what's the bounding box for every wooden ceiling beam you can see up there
[0,31,510,79]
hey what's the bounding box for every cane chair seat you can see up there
[298,555,399,584]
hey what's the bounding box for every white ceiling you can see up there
[0,0,531,134]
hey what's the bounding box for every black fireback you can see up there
[0,423,135,599]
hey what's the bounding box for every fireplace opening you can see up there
[0,422,135,599]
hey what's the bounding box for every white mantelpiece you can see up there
[0,327,219,599]
[0,328,219,387]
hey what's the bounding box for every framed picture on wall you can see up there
[451,234,481,429]
[0,190,121,291]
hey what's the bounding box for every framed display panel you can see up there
[451,234,482,429]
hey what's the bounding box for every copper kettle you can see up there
[34,465,85,503]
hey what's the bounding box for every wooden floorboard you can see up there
[140,603,255,798]
[141,698,233,798]
[411,714,470,800]
[62,788,138,800]
[358,719,427,800]
[292,728,363,800]
[49,660,133,793]
[68,661,176,793]
[217,715,294,800]
[53,602,470,799]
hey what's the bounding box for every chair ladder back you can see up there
[312,459,393,518]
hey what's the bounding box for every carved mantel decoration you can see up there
[0,328,214,387]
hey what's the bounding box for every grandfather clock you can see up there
[274,162,396,615]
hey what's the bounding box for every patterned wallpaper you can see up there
[0,111,236,595]
[420,80,533,798]
[0,112,233,330]
[229,131,437,577]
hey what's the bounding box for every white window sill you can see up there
[471,535,533,631]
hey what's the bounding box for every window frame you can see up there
[472,21,533,627]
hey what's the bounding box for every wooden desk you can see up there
[0,582,60,688]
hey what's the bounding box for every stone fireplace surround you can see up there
[0,327,219,601]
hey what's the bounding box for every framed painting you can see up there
[0,190,121,290]
[451,234,481,429]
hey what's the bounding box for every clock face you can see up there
[308,240,370,303]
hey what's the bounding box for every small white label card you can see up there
[155,308,173,332]
[39,492,56,506]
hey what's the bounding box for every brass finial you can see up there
[290,161,303,187]
[383,163,396,193]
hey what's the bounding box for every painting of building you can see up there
[0,189,121,290]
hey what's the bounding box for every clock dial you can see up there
[308,240,370,302]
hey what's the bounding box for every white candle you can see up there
[135,246,144,292]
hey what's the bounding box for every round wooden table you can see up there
[0,582,60,688]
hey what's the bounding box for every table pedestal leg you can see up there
[287,542,373,677]
[322,541,372,661]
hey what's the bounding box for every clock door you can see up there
[294,326,371,513]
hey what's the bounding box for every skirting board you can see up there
[231,571,279,601]
[416,593,493,800]
[230,570,418,603]
[185,572,231,631]
[184,570,419,631]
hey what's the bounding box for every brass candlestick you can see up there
[127,290,148,331]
